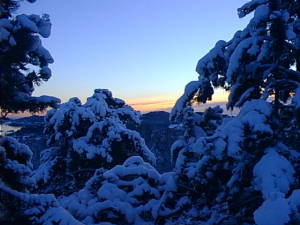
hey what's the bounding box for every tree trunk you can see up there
[270,0,285,134]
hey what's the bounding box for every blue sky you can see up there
[19,0,250,111]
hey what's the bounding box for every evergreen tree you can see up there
[171,0,300,114]
[0,0,60,117]
[167,0,300,224]
[0,136,83,225]
[0,136,34,223]
[60,156,170,225]
[34,89,156,196]
[168,100,277,224]
[170,105,223,166]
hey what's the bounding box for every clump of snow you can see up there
[252,144,300,225]
[0,183,83,225]
[16,14,39,32]
[253,148,295,199]
[170,81,202,122]
[226,38,252,83]
[212,99,273,159]
[29,14,52,38]
[238,0,268,18]
[254,196,290,225]
[39,66,52,80]
[0,136,34,191]
[196,40,227,75]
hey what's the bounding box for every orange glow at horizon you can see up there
[127,89,229,113]
[8,89,230,117]
[127,96,178,113]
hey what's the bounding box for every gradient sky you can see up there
[19,0,250,112]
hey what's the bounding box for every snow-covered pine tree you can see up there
[1,185,84,225]
[34,89,156,196]
[0,136,84,225]
[0,136,34,223]
[0,0,60,117]
[60,156,171,225]
[23,193,84,225]
[171,0,300,113]
[166,0,300,224]
[167,100,278,224]
[170,105,223,166]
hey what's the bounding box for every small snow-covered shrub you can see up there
[0,184,83,225]
[61,156,169,225]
